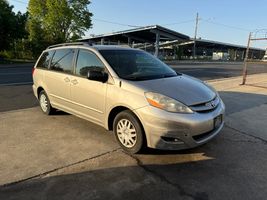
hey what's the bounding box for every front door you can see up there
[70,49,107,125]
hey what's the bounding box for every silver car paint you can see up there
[33,45,225,150]
[132,75,216,106]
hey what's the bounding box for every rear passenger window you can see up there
[75,50,105,77]
[36,51,54,69]
[50,49,75,74]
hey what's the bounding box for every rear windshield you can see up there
[99,49,177,81]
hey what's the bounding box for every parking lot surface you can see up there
[0,71,267,199]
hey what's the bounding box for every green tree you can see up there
[14,11,28,40]
[0,0,29,59]
[27,0,93,55]
[0,0,16,51]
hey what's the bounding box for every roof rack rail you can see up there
[47,42,92,49]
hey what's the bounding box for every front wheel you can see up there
[113,110,145,154]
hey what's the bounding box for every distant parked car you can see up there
[262,55,267,62]
[32,43,225,153]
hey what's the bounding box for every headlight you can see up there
[145,92,193,113]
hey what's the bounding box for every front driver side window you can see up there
[76,49,105,77]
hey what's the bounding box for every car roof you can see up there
[46,42,135,51]
[91,45,133,51]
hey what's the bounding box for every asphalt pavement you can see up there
[0,63,34,86]
[170,62,267,80]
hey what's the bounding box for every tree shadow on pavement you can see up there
[219,91,267,115]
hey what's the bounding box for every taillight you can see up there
[32,68,35,76]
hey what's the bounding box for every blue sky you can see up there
[8,0,267,47]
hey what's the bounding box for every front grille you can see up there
[190,96,220,113]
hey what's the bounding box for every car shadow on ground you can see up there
[53,110,70,115]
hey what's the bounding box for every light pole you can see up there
[193,13,199,59]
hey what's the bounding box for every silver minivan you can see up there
[32,43,225,153]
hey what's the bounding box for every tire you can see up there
[39,90,55,115]
[113,110,145,154]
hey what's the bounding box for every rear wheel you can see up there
[39,90,55,115]
[113,110,145,154]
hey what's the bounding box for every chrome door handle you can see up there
[64,77,70,82]
[71,79,78,85]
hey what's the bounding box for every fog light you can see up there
[161,136,184,144]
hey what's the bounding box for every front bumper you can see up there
[135,100,225,150]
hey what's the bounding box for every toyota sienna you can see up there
[32,42,225,153]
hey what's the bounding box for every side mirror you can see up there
[87,69,108,83]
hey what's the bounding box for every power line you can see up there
[162,19,195,26]
[201,19,251,32]
[93,18,196,28]
[93,18,141,28]
[5,2,255,33]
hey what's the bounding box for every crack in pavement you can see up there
[124,151,198,200]
[0,148,121,188]
[221,137,263,144]
[225,124,267,144]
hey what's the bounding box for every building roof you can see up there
[179,38,265,51]
[80,25,190,44]
[80,25,265,53]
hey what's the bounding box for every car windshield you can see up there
[99,49,178,81]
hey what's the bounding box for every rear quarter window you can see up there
[36,51,55,69]
[50,49,75,74]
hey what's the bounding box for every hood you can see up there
[132,75,216,106]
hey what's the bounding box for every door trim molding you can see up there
[50,94,103,114]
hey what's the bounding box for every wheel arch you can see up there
[107,106,145,133]
[37,86,45,99]
[107,106,129,131]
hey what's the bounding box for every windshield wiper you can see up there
[162,72,182,78]
[124,76,150,81]
[163,74,175,78]
[124,73,180,81]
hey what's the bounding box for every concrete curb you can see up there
[206,73,267,91]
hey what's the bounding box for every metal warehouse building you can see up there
[80,25,265,61]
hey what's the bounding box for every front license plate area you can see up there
[214,115,222,129]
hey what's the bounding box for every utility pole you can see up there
[193,13,199,59]
[241,32,252,85]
